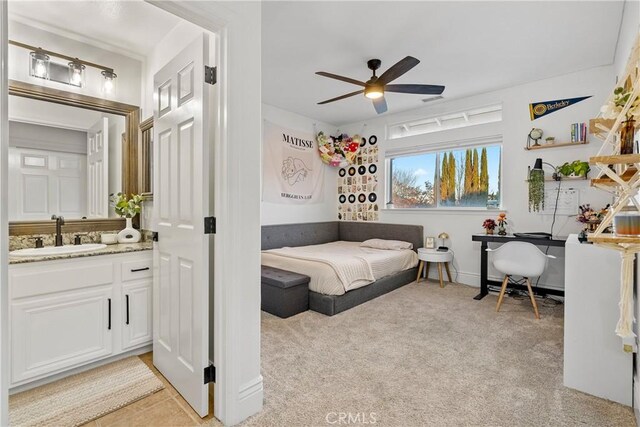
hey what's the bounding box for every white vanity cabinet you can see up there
[9,250,153,388]
[120,258,153,352]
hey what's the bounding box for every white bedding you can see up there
[261,241,418,296]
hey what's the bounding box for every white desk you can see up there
[564,234,632,406]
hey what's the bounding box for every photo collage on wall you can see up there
[337,135,379,222]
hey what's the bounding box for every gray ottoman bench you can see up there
[261,266,310,318]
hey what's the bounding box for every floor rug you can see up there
[10,356,164,426]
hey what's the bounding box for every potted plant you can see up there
[545,136,555,145]
[558,160,590,178]
[110,192,144,243]
[528,166,545,212]
[496,212,508,235]
[482,218,497,235]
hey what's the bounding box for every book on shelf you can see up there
[570,122,587,143]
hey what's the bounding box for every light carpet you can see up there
[237,281,635,427]
[10,356,164,426]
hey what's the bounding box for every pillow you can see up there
[360,238,413,250]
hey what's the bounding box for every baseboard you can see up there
[9,344,152,394]
[426,269,565,292]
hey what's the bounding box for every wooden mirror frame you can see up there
[8,79,141,235]
[139,117,153,200]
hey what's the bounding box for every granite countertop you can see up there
[9,242,153,265]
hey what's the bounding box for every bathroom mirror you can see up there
[8,80,140,235]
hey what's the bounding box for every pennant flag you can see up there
[529,96,591,120]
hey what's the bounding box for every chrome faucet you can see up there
[51,215,65,246]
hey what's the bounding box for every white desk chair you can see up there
[487,241,556,319]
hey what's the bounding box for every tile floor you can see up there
[81,353,217,427]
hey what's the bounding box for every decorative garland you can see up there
[317,131,362,167]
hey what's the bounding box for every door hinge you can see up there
[152,232,159,242]
[204,216,216,234]
[205,65,217,85]
[204,364,216,384]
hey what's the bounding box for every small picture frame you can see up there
[425,237,435,249]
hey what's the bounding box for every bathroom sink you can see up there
[10,243,108,257]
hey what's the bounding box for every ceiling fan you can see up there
[316,56,445,114]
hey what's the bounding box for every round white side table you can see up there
[417,248,454,287]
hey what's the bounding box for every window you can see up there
[388,104,503,139]
[389,144,501,209]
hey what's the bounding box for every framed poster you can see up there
[425,237,436,249]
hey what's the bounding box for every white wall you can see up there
[613,0,640,81]
[261,103,337,225]
[8,21,142,107]
[339,65,615,290]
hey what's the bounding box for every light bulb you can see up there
[70,71,81,85]
[364,85,384,99]
[101,70,117,95]
[103,78,113,93]
[34,60,47,78]
[68,61,85,87]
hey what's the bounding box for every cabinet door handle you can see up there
[107,298,111,330]
[131,267,150,272]
[125,294,130,325]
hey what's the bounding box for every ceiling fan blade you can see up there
[373,96,387,114]
[385,84,445,95]
[318,89,364,105]
[377,56,420,85]
[316,71,366,87]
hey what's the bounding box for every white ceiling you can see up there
[262,1,625,126]
[8,0,181,59]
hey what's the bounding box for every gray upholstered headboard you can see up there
[261,222,340,250]
[338,222,423,251]
[261,221,423,251]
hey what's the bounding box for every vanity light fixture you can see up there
[101,70,117,95]
[11,40,117,93]
[68,60,85,88]
[29,49,50,80]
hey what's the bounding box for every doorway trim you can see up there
[146,2,263,426]
[0,1,9,424]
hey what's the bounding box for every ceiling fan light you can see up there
[365,86,384,99]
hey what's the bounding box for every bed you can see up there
[262,241,418,296]
[261,222,423,315]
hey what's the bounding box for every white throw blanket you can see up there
[264,242,375,292]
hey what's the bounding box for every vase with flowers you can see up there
[496,213,508,236]
[110,192,144,243]
[482,218,497,235]
[577,203,609,232]
[601,86,640,155]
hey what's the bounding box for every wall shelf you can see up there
[588,234,640,244]
[524,141,588,151]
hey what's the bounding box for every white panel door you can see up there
[87,117,109,218]
[153,34,212,417]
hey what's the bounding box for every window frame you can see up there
[385,138,503,211]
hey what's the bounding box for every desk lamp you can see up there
[437,232,449,251]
